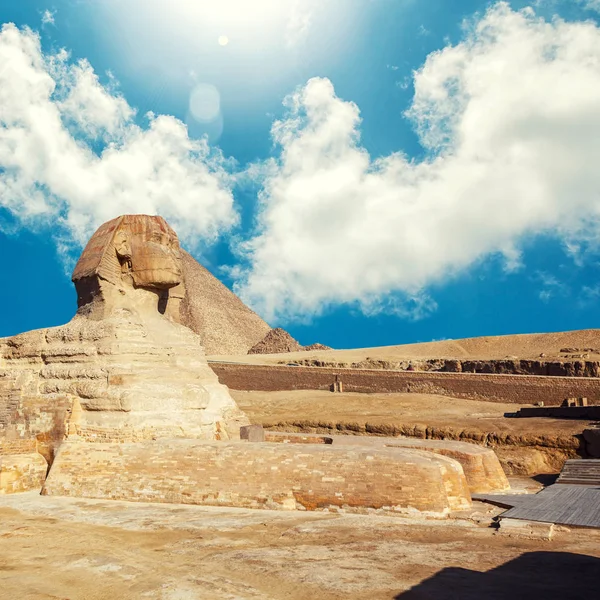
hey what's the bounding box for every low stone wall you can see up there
[291,357,600,377]
[264,432,333,444]
[211,363,600,405]
[0,452,47,494]
[43,440,472,515]
[514,406,600,419]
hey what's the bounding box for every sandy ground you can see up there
[1,493,599,600]
[232,390,590,437]
[210,328,600,364]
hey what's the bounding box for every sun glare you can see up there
[169,0,287,30]
[218,35,229,46]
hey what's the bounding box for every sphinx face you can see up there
[116,225,182,290]
[72,215,186,315]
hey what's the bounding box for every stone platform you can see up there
[265,432,510,493]
[42,439,472,515]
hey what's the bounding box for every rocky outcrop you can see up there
[583,427,600,458]
[282,356,600,377]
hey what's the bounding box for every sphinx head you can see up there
[72,215,185,319]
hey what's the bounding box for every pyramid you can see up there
[179,250,272,356]
[248,327,303,354]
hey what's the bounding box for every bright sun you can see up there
[169,0,289,35]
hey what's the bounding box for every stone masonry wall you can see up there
[211,363,600,405]
[0,439,37,455]
[0,452,47,494]
[43,440,472,514]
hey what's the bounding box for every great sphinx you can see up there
[1,214,507,512]
[0,215,248,476]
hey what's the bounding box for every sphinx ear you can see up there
[114,231,132,261]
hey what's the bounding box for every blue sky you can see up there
[1,0,600,349]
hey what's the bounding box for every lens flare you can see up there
[189,83,221,122]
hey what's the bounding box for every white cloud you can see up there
[41,10,55,26]
[285,0,325,47]
[236,3,600,322]
[0,24,237,249]
[535,272,569,303]
[580,1,600,12]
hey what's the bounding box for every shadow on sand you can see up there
[531,473,559,486]
[396,551,600,600]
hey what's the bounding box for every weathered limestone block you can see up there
[43,440,472,514]
[0,452,47,494]
[240,424,265,442]
[385,438,510,493]
[264,432,509,494]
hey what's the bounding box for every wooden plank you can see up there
[501,485,600,528]
[471,493,532,508]
[557,459,600,486]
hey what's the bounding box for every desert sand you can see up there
[1,492,600,600]
[211,328,600,363]
[233,390,588,436]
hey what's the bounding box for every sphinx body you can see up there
[1,214,506,513]
[0,215,247,474]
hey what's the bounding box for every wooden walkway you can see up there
[498,485,600,529]
[557,459,600,486]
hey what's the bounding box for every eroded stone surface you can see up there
[264,432,509,494]
[383,438,510,493]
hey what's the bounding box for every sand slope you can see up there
[211,329,600,364]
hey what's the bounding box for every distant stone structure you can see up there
[1,214,508,512]
[178,250,272,356]
[248,328,303,354]
[303,343,333,352]
[331,374,344,393]
[248,328,332,355]
[210,362,600,405]
[562,397,588,407]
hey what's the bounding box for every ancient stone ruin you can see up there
[1,214,509,515]
[248,327,332,355]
